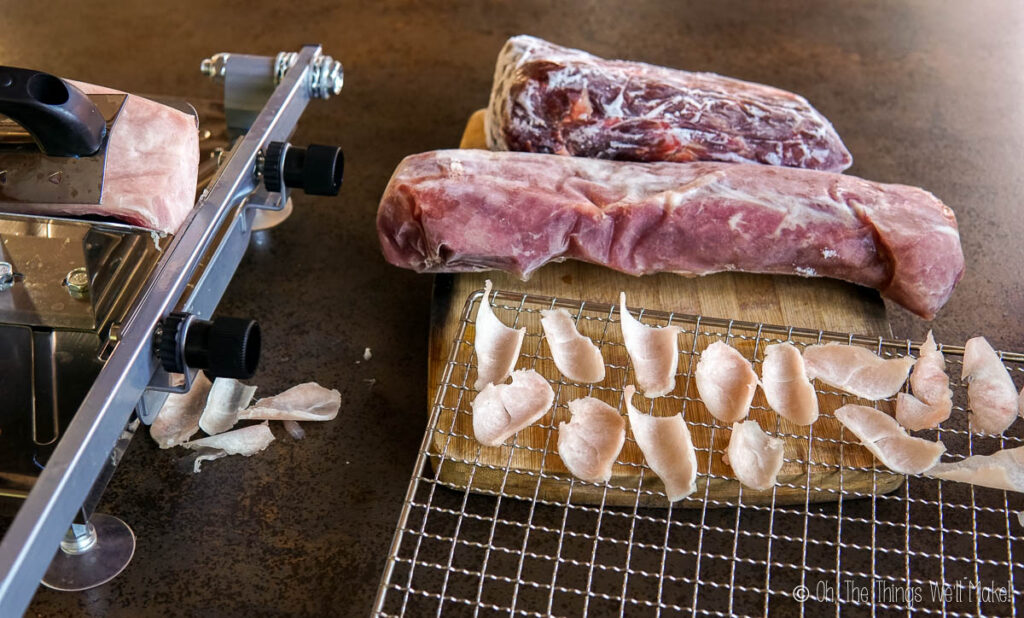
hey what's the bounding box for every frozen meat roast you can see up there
[486,35,852,171]
[377,150,964,319]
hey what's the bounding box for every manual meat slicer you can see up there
[0,45,344,614]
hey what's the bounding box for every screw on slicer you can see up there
[309,54,344,99]
[0,261,21,292]
[274,52,298,85]
[252,148,265,182]
[211,147,227,166]
[63,267,90,300]
[199,53,229,80]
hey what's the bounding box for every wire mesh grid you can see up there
[374,288,1024,617]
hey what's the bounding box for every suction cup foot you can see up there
[40,513,136,592]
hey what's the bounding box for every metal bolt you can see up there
[0,261,15,291]
[211,146,227,166]
[64,267,90,299]
[274,52,298,85]
[252,148,265,181]
[199,53,229,80]
[310,54,344,99]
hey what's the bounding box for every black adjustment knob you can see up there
[157,312,261,379]
[157,312,190,374]
[262,141,343,196]
[263,141,287,193]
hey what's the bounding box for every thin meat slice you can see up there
[198,379,257,436]
[927,446,1024,493]
[895,331,952,430]
[182,421,276,473]
[472,369,554,446]
[694,341,758,423]
[377,150,964,319]
[473,280,526,390]
[239,382,341,422]
[540,308,605,383]
[624,385,697,501]
[150,373,212,448]
[558,397,626,483]
[910,331,953,407]
[761,343,818,425]
[723,421,785,491]
[895,394,950,432]
[835,404,946,475]
[470,387,508,446]
[803,343,913,400]
[619,292,679,397]
[486,35,852,171]
[962,337,1018,434]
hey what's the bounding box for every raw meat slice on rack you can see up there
[540,308,605,383]
[624,385,697,501]
[619,292,679,397]
[694,341,759,423]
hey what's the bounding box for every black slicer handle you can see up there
[0,66,106,156]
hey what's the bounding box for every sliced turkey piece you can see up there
[198,379,257,436]
[558,397,625,483]
[724,420,785,491]
[835,404,945,475]
[471,369,554,446]
[150,372,212,448]
[182,421,276,473]
[239,382,341,422]
[540,308,605,383]
[761,343,818,426]
[624,385,697,501]
[694,341,758,423]
[803,343,913,400]
[927,446,1024,493]
[962,336,1018,434]
[895,331,952,431]
[619,292,679,397]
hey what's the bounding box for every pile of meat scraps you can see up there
[150,374,341,472]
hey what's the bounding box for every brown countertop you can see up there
[3,1,1023,615]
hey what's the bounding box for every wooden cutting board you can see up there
[425,110,896,506]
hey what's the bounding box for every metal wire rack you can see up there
[374,288,1024,616]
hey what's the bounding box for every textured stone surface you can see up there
[2,1,1022,615]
